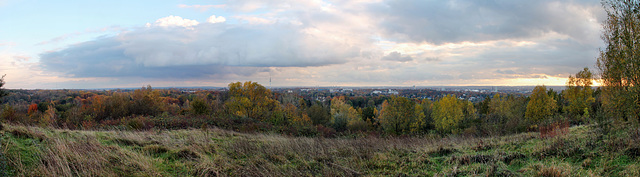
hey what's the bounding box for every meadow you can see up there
[1,122,639,176]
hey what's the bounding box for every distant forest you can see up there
[0,72,603,137]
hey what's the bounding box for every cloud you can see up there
[382,51,412,62]
[178,4,226,12]
[496,69,518,75]
[36,26,124,45]
[233,15,275,24]
[33,0,604,87]
[145,16,199,28]
[38,37,268,78]
[12,55,29,62]
[207,15,226,23]
[39,16,362,78]
[423,57,439,62]
[370,0,604,44]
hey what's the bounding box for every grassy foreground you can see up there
[1,124,639,176]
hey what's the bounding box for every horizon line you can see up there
[5,85,579,90]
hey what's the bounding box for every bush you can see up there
[191,98,209,115]
[1,105,17,122]
[126,116,154,130]
[316,124,336,138]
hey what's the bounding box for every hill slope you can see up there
[1,124,639,176]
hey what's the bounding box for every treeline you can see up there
[0,68,602,137]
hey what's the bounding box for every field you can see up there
[0,123,639,176]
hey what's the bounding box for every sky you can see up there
[0,0,606,89]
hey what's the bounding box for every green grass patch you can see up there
[1,124,640,176]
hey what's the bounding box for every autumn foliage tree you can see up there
[28,103,38,115]
[225,81,280,123]
[284,103,312,128]
[486,93,528,134]
[329,96,361,132]
[432,95,475,134]
[131,85,162,116]
[525,85,557,124]
[378,96,425,135]
[597,0,640,121]
[563,67,595,123]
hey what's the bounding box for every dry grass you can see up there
[0,124,639,176]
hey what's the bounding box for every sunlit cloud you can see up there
[145,15,199,28]
[206,15,226,23]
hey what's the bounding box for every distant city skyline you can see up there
[1,0,604,89]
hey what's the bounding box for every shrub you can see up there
[191,98,209,115]
[1,104,17,122]
[316,124,336,138]
[539,120,570,139]
[125,116,154,130]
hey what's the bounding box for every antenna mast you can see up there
[269,73,272,89]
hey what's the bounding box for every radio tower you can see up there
[269,74,272,89]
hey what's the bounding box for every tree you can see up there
[285,103,312,128]
[28,103,38,115]
[0,75,7,99]
[563,67,595,122]
[329,96,361,132]
[597,0,640,121]
[361,106,376,125]
[525,85,557,123]
[131,85,161,116]
[191,97,209,115]
[40,103,57,127]
[378,96,425,135]
[1,104,17,122]
[420,99,435,131]
[486,94,528,134]
[104,92,131,119]
[432,95,468,134]
[307,103,330,125]
[225,81,279,122]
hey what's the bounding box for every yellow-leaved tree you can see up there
[329,96,361,132]
[432,95,470,134]
[284,103,312,128]
[378,96,425,135]
[225,81,280,123]
[525,85,557,124]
